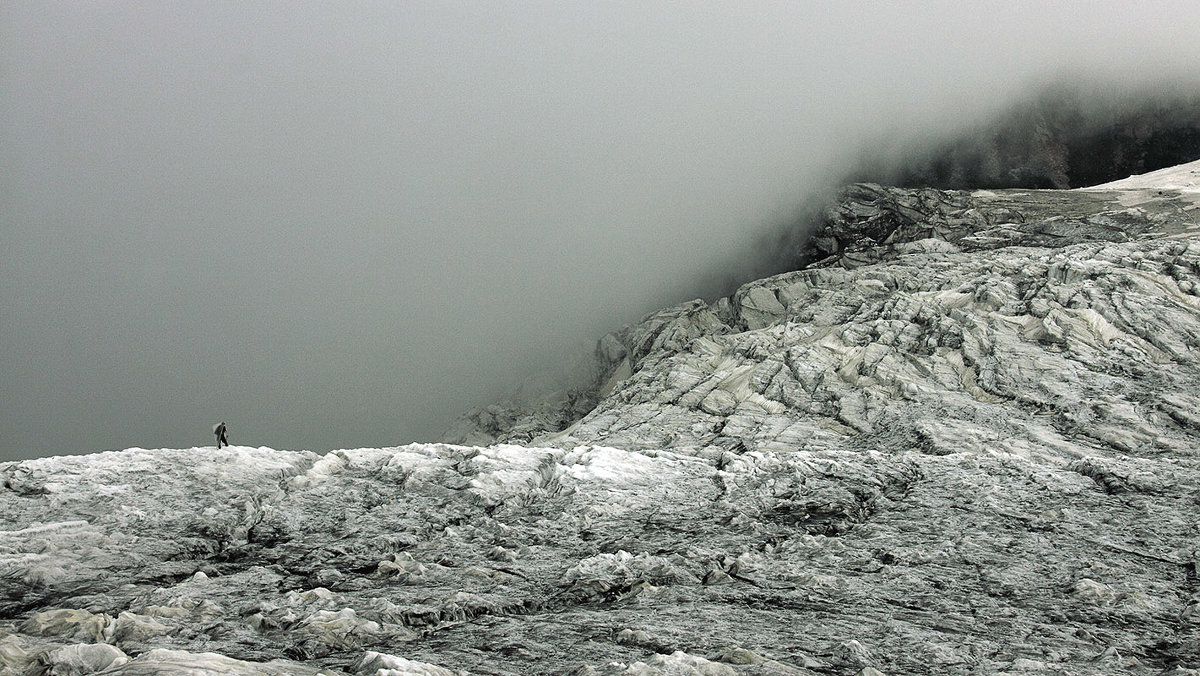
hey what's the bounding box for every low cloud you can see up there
[3,3,1200,460]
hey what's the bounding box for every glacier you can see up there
[3,162,1200,675]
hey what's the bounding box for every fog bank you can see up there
[4,2,1200,461]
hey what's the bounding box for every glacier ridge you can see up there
[3,162,1200,675]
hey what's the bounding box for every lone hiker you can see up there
[214,422,229,448]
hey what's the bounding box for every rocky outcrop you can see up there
[4,163,1200,674]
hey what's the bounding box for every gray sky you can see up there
[3,2,1200,461]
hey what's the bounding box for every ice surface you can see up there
[5,166,1200,674]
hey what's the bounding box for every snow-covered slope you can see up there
[5,164,1200,675]
[1083,158,1200,192]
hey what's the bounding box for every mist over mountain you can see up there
[4,4,1200,461]
[6,158,1200,675]
[740,85,1200,283]
[852,86,1200,190]
[7,6,1200,672]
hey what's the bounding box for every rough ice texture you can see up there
[5,174,1200,674]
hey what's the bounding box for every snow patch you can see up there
[1081,159,1200,207]
[1081,158,1200,192]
